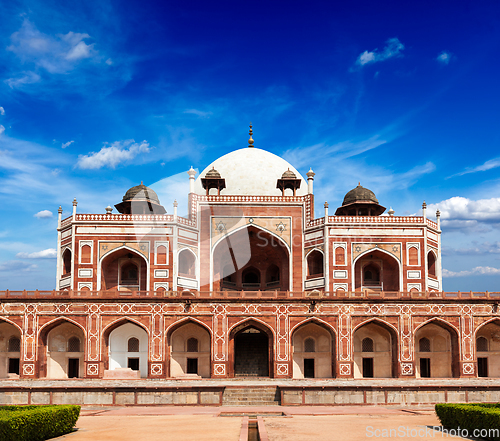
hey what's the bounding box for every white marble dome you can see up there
[194,147,307,196]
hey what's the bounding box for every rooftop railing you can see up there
[0,290,498,300]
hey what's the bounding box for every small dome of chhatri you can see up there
[123,183,160,204]
[205,167,222,178]
[342,183,379,206]
[281,168,297,179]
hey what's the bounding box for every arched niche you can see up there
[306,250,324,279]
[107,322,148,378]
[100,248,148,291]
[214,225,289,291]
[353,321,398,378]
[43,321,85,379]
[62,249,72,276]
[292,321,335,379]
[354,250,400,292]
[229,320,274,377]
[475,320,500,378]
[168,321,211,378]
[414,320,459,378]
[0,321,21,378]
[178,249,196,279]
[428,251,437,278]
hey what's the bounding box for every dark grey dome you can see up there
[123,183,160,204]
[342,184,379,206]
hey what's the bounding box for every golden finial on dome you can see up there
[248,122,254,148]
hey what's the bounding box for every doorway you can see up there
[362,358,374,378]
[68,358,79,378]
[187,358,198,374]
[420,358,431,378]
[478,358,488,377]
[304,359,315,378]
[234,328,269,376]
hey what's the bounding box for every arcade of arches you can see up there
[3,316,500,379]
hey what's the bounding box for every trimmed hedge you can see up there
[435,403,500,441]
[0,405,80,441]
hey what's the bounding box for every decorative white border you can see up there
[333,283,348,292]
[78,282,92,290]
[87,363,99,376]
[407,270,421,279]
[401,362,413,375]
[406,243,420,266]
[177,277,198,289]
[154,241,169,265]
[339,363,351,376]
[333,270,348,279]
[462,362,474,375]
[407,283,422,292]
[213,363,226,376]
[154,269,169,278]
[79,240,94,264]
[78,268,93,278]
[154,282,169,291]
[304,278,325,289]
[333,243,347,266]
[150,363,163,375]
[276,363,288,376]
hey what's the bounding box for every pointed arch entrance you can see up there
[0,320,22,378]
[353,320,398,378]
[100,247,148,291]
[414,319,459,378]
[229,320,273,377]
[213,225,289,291]
[353,249,400,292]
[291,320,335,378]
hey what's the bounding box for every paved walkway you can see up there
[54,405,469,441]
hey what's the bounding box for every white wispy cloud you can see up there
[437,51,452,65]
[183,109,213,118]
[16,249,56,259]
[0,260,38,272]
[61,140,74,149]
[443,266,500,277]
[447,157,500,179]
[5,71,41,89]
[0,107,4,116]
[7,20,99,78]
[283,136,387,168]
[34,210,53,219]
[443,241,500,256]
[0,125,4,135]
[77,140,151,169]
[355,38,405,67]
[427,197,500,223]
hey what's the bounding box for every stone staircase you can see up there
[222,386,280,406]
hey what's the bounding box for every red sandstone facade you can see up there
[1,143,499,381]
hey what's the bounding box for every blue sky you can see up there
[1,0,500,291]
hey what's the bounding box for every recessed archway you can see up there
[229,320,274,377]
[475,319,500,378]
[414,319,459,378]
[100,248,148,291]
[353,249,400,292]
[0,320,22,378]
[353,320,398,378]
[168,320,211,378]
[291,320,335,378]
[106,321,148,378]
[213,225,289,291]
[40,320,85,379]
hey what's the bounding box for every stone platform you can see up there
[1,378,500,407]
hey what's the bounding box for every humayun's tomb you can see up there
[1,126,499,406]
